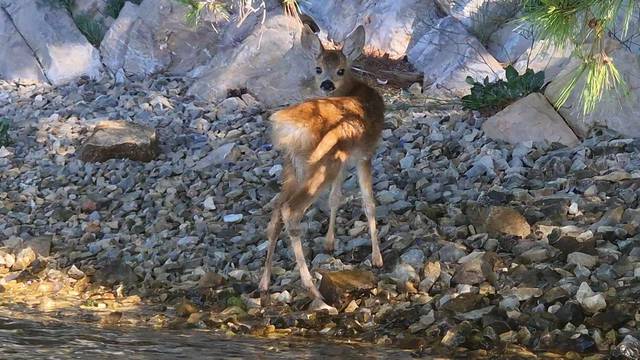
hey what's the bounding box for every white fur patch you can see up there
[272,122,313,152]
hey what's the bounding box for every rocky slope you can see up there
[1,75,640,358]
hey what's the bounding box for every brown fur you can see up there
[259,25,385,305]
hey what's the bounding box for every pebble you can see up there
[223,214,243,223]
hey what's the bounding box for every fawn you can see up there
[259,24,385,305]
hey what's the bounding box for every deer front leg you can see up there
[325,169,344,253]
[357,158,383,268]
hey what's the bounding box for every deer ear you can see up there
[301,24,323,58]
[342,25,365,62]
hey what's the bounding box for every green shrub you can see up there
[105,0,126,18]
[175,0,299,26]
[462,65,545,115]
[522,0,637,114]
[0,118,12,147]
[74,14,106,47]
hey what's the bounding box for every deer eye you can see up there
[315,67,322,74]
[337,69,345,76]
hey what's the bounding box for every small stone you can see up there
[576,282,606,314]
[67,265,85,280]
[567,252,598,269]
[274,290,292,304]
[12,247,36,271]
[198,272,226,288]
[223,214,243,223]
[343,300,359,313]
[400,155,415,170]
[408,82,422,95]
[420,261,441,292]
[518,247,552,263]
[268,164,283,177]
[203,196,217,210]
[400,248,424,269]
[612,335,640,359]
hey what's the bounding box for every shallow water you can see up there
[0,315,414,360]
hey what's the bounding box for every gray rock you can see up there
[400,248,424,269]
[100,0,219,76]
[3,0,102,85]
[408,16,504,97]
[189,14,317,108]
[301,0,439,60]
[567,252,598,269]
[0,9,47,83]
[193,143,239,170]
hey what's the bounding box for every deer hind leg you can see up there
[324,168,344,253]
[357,158,383,268]
[260,158,298,305]
[282,160,343,299]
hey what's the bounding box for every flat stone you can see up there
[469,205,531,238]
[567,252,598,269]
[482,93,579,147]
[80,120,158,162]
[319,270,376,307]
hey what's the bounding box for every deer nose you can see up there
[320,80,335,92]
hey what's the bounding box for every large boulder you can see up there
[482,93,579,147]
[486,20,533,64]
[100,0,223,77]
[0,9,47,83]
[513,40,573,83]
[435,0,521,38]
[408,16,504,97]
[300,0,441,59]
[545,42,640,138]
[2,0,102,85]
[188,14,317,108]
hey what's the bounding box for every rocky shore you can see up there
[2,75,640,359]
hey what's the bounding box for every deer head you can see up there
[301,25,365,96]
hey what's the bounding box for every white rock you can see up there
[0,146,12,158]
[67,265,86,280]
[482,93,579,147]
[223,214,243,223]
[575,282,606,314]
[203,196,217,211]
